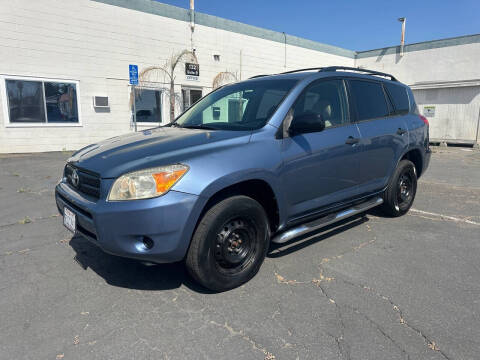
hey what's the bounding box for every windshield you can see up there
[174,79,297,131]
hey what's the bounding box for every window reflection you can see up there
[6,80,45,123]
[135,89,162,123]
[5,79,79,124]
[45,83,78,122]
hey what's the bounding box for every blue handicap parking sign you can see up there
[129,64,138,85]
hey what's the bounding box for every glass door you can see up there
[182,87,203,111]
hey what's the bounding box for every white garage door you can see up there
[413,86,480,143]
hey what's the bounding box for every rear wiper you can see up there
[180,124,219,130]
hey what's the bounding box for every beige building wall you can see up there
[0,0,354,153]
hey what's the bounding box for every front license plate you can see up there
[63,207,76,233]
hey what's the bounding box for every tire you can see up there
[186,195,269,292]
[380,159,417,217]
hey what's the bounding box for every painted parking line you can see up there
[410,208,480,226]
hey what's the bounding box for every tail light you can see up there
[420,115,430,150]
[419,115,429,126]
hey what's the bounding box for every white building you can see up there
[0,0,479,153]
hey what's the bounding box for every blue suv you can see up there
[56,66,431,291]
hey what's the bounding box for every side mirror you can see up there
[288,112,325,136]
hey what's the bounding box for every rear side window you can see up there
[349,80,389,121]
[385,83,410,114]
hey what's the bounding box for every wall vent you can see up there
[93,96,109,108]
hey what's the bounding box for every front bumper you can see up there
[55,180,203,263]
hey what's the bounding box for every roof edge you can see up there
[91,0,355,58]
[356,33,480,59]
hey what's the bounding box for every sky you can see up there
[156,0,479,51]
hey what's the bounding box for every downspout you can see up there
[239,49,242,80]
[475,107,480,148]
[282,32,287,70]
[190,0,195,50]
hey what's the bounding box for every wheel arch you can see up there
[197,178,281,234]
[400,147,424,178]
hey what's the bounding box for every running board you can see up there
[271,197,383,244]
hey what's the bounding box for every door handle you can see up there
[397,128,407,136]
[345,136,360,145]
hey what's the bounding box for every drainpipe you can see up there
[190,0,195,49]
[239,49,242,80]
[282,32,287,70]
[475,107,480,148]
[398,17,406,56]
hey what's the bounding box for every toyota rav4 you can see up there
[56,66,431,291]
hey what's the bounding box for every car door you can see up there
[348,79,409,194]
[279,79,364,222]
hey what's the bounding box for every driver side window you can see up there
[293,79,349,129]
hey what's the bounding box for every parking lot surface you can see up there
[1,147,479,360]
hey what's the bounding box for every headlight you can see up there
[108,164,189,201]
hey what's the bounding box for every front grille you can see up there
[65,164,101,199]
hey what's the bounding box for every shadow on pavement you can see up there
[69,212,376,292]
[69,236,212,293]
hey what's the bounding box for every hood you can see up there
[68,126,251,178]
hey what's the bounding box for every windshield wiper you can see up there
[180,124,219,130]
[164,122,181,127]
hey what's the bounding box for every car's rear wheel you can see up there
[186,195,269,291]
[380,159,417,217]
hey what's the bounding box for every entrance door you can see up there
[182,87,203,111]
[134,88,162,124]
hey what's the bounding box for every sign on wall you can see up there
[423,106,435,117]
[129,64,139,85]
[185,63,199,81]
[185,63,200,76]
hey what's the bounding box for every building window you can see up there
[4,78,79,124]
[134,88,162,123]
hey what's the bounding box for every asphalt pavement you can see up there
[1,147,479,360]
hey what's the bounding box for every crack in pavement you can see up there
[0,213,60,229]
[273,230,451,360]
[209,320,276,360]
[313,273,350,360]
[351,307,411,360]
[339,277,451,360]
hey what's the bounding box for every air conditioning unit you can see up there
[93,96,109,108]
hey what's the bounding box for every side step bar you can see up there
[271,197,383,244]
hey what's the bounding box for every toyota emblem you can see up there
[71,169,80,188]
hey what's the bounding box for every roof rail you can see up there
[249,74,269,79]
[280,67,325,74]
[319,66,398,81]
[250,66,398,81]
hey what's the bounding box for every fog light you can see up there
[142,236,154,250]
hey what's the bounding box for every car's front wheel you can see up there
[186,195,269,291]
[380,159,417,217]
